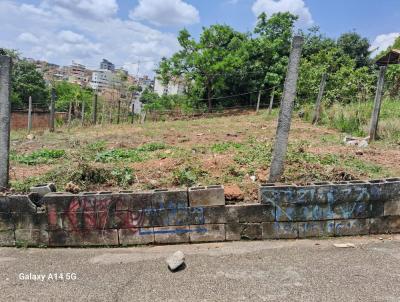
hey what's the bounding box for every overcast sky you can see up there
[1,0,399,75]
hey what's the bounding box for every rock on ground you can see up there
[166,251,185,271]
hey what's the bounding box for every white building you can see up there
[154,77,186,96]
[90,69,117,91]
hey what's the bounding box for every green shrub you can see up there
[137,142,167,152]
[11,149,65,165]
[95,149,144,163]
[111,167,134,187]
[211,142,243,153]
[173,166,208,186]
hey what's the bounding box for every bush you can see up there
[11,149,65,165]
[173,166,208,186]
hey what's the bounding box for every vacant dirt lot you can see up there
[9,110,400,201]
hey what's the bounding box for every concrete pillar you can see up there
[256,90,262,113]
[49,88,56,132]
[269,36,304,183]
[101,103,105,125]
[117,99,121,124]
[268,87,275,115]
[28,96,32,132]
[92,94,98,125]
[67,101,72,126]
[81,101,85,127]
[312,73,327,125]
[0,56,12,189]
[369,66,387,141]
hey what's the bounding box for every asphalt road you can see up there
[1,236,400,302]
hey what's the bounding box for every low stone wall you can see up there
[0,179,399,247]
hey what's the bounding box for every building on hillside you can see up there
[154,76,186,96]
[90,69,115,92]
[27,59,67,83]
[67,61,92,87]
[138,75,154,90]
[100,59,115,72]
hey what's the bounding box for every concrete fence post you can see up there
[67,101,72,127]
[0,56,12,189]
[268,87,275,115]
[269,36,304,183]
[131,101,135,124]
[81,101,85,127]
[101,103,105,125]
[312,73,327,125]
[369,66,387,141]
[49,88,56,132]
[256,90,262,113]
[92,94,98,125]
[28,96,32,132]
[117,99,121,124]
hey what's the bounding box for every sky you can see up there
[0,0,399,76]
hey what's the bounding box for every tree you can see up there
[11,60,48,109]
[157,25,248,111]
[337,32,371,68]
[54,81,93,118]
[244,12,298,104]
[1,48,48,109]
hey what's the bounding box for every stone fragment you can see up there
[333,243,355,248]
[166,251,185,271]
[30,183,56,197]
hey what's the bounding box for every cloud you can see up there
[42,0,119,20]
[130,0,200,26]
[0,0,180,75]
[252,0,313,27]
[17,33,40,44]
[369,32,400,55]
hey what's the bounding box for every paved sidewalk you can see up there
[1,236,400,301]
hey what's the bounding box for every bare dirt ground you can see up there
[9,110,400,200]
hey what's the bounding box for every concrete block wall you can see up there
[0,179,399,247]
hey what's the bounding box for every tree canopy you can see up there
[155,12,389,112]
[1,48,48,110]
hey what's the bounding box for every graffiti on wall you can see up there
[47,195,208,237]
[261,183,373,222]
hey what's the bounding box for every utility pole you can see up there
[0,56,12,189]
[369,66,387,141]
[49,87,56,132]
[28,96,33,133]
[312,73,327,125]
[269,36,304,183]
[268,87,275,115]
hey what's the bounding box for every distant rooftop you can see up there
[376,49,400,66]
